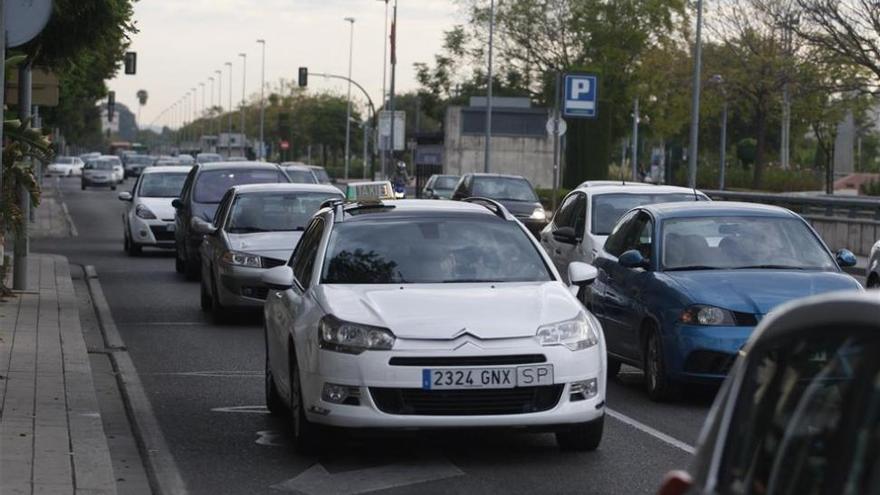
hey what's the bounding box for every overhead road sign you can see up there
[563,73,598,119]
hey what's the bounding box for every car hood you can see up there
[138,197,176,221]
[226,232,303,260]
[317,281,580,340]
[661,270,863,315]
[495,200,541,217]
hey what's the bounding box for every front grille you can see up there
[684,350,736,375]
[149,225,175,241]
[733,311,758,326]
[261,257,286,269]
[370,385,563,416]
[389,355,546,367]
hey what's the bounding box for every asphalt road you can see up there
[34,176,823,494]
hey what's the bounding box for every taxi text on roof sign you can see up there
[346,181,395,202]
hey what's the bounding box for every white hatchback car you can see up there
[262,198,607,452]
[540,182,710,280]
[118,166,189,255]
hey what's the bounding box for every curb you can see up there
[53,179,79,237]
[84,265,189,495]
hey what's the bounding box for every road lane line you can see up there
[606,407,696,454]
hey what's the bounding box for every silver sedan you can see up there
[194,183,343,321]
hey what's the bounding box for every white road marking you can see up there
[256,430,287,447]
[606,407,696,454]
[271,458,464,495]
[211,405,271,414]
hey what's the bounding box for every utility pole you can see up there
[687,0,704,188]
[215,69,222,140]
[0,0,6,256]
[631,97,639,181]
[484,0,496,173]
[257,39,266,160]
[225,62,233,157]
[379,0,389,178]
[239,53,247,158]
[200,82,206,146]
[13,60,32,290]
[720,98,728,190]
[387,0,398,178]
[344,17,355,180]
[551,72,561,213]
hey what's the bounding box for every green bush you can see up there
[861,179,880,196]
[672,164,822,192]
[736,139,757,168]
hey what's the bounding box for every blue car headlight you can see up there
[680,305,739,326]
[536,312,600,351]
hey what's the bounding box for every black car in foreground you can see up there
[172,162,290,279]
[451,173,548,235]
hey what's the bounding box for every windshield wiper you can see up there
[664,265,722,272]
[732,264,809,270]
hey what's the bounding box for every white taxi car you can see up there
[262,185,607,452]
[118,166,189,255]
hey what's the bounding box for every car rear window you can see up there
[434,176,459,189]
[284,168,318,184]
[193,169,288,203]
[138,173,188,198]
[472,177,538,202]
[592,193,706,235]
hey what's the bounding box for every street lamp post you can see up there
[200,82,206,147]
[387,0,398,178]
[215,69,223,139]
[225,61,233,158]
[632,97,640,181]
[239,53,247,158]
[257,39,266,161]
[484,0,496,173]
[710,74,728,190]
[344,17,355,180]
[687,0,704,188]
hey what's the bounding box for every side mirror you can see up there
[619,249,649,269]
[191,217,216,236]
[262,265,295,291]
[171,198,183,209]
[117,192,133,201]
[657,471,693,495]
[568,262,598,289]
[836,249,857,268]
[553,226,579,245]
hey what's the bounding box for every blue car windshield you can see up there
[661,216,836,271]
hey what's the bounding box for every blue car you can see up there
[589,201,862,401]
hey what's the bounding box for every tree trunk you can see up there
[752,108,767,189]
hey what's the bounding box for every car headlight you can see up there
[530,207,547,221]
[135,204,157,219]
[220,250,262,268]
[319,315,395,354]
[680,305,737,326]
[536,312,599,351]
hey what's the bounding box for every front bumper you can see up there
[128,215,176,248]
[666,324,755,383]
[298,338,606,429]
[82,176,114,187]
[216,264,269,308]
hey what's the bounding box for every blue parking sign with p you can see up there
[563,74,598,119]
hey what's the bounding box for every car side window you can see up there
[179,168,198,202]
[290,218,325,289]
[572,194,587,235]
[624,213,653,261]
[213,191,234,227]
[553,194,578,230]
[604,211,638,257]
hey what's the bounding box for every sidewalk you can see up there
[0,254,116,494]
[33,179,77,239]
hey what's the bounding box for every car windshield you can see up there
[138,173,188,198]
[284,168,317,184]
[322,218,552,284]
[592,193,705,235]
[434,176,459,189]
[127,155,154,165]
[311,168,331,184]
[197,154,222,163]
[177,155,195,164]
[661,216,836,271]
[226,191,343,233]
[87,161,113,170]
[472,177,538,202]
[55,157,75,164]
[193,169,287,203]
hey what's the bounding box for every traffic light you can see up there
[298,67,308,88]
[108,91,116,122]
[124,52,137,75]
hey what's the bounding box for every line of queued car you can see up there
[110,159,876,472]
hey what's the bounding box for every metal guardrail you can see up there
[703,190,880,221]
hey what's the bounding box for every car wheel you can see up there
[265,340,285,416]
[607,357,622,378]
[289,347,322,453]
[556,415,604,452]
[174,249,185,274]
[81,183,86,190]
[199,277,212,311]
[644,326,679,402]
[185,252,201,281]
[111,185,117,191]
[868,274,879,289]
[210,275,229,324]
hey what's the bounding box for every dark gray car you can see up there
[172,162,290,279]
[193,183,343,320]
[452,173,548,235]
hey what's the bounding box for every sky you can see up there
[108,0,464,129]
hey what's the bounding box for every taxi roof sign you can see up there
[346,181,395,202]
